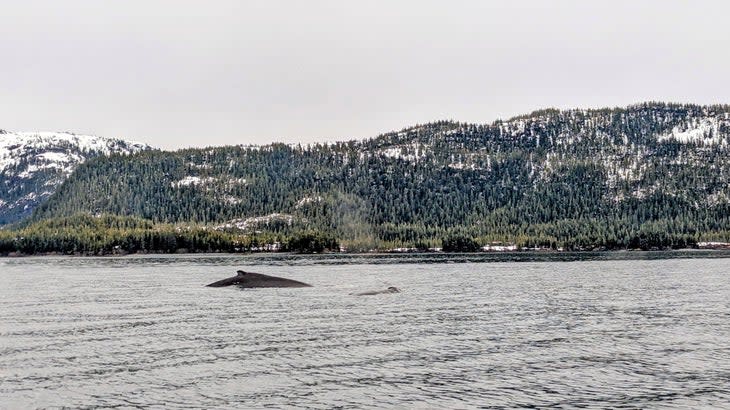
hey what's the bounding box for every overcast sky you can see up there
[2,0,729,149]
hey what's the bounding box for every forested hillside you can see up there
[0,130,149,224]
[13,102,730,253]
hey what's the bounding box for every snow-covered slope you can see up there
[0,129,150,225]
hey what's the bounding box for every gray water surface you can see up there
[1,254,729,408]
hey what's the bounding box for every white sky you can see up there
[1,0,729,149]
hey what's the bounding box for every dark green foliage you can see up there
[8,102,730,253]
[442,234,481,252]
[0,214,238,255]
[0,214,336,255]
[284,231,339,253]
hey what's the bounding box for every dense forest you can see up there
[0,214,339,255]
[3,102,730,254]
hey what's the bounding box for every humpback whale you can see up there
[354,286,401,296]
[206,270,312,288]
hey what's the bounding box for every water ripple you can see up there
[1,256,729,408]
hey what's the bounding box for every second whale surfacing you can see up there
[206,270,312,288]
[354,286,401,296]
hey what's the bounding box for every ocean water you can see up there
[1,253,729,409]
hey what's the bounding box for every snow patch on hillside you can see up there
[378,142,427,162]
[222,195,241,205]
[657,118,727,145]
[171,176,216,187]
[1,129,150,224]
[170,176,247,188]
[707,190,730,206]
[1,130,148,173]
[215,213,299,231]
[296,195,323,208]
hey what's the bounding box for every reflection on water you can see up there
[3,249,730,268]
[1,254,729,408]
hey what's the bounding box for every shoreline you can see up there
[3,248,730,260]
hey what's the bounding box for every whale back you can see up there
[207,270,312,288]
[205,274,244,287]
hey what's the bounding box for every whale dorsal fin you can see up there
[237,270,247,276]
